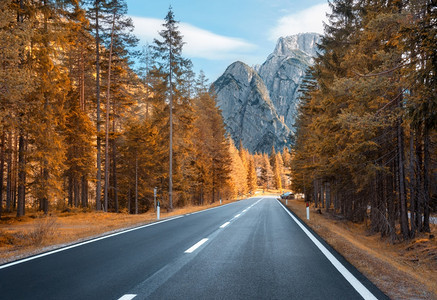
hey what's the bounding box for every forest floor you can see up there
[0,197,242,265]
[284,198,437,300]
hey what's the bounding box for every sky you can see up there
[126,0,330,82]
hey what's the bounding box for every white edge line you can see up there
[277,200,378,300]
[0,198,260,270]
[234,214,241,218]
[220,222,230,229]
[184,238,208,253]
[0,215,184,270]
[118,294,137,300]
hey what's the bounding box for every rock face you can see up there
[212,61,291,153]
[212,33,321,153]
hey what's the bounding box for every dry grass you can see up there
[0,197,243,265]
[284,198,437,300]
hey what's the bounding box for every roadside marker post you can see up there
[157,201,160,220]
[286,199,288,205]
[154,187,157,211]
[220,198,222,205]
[306,202,310,220]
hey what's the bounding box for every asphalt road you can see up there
[0,196,388,299]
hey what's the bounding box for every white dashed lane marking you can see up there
[184,238,209,254]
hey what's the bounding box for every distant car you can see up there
[280,192,294,200]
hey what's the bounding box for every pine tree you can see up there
[247,156,258,193]
[228,139,248,197]
[98,0,138,212]
[260,153,273,190]
[0,0,33,217]
[86,0,105,211]
[63,2,95,208]
[23,0,86,214]
[192,74,230,203]
[152,6,191,210]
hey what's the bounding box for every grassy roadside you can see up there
[283,198,437,300]
[0,197,243,265]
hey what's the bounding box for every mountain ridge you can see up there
[212,32,321,153]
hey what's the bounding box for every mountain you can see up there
[212,61,291,153]
[258,33,320,130]
[212,33,321,153]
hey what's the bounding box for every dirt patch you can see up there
[285,199,437,300]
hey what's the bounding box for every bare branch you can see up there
[353,61,412,77]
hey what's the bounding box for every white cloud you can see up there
[131,16,256,60]
[269,3,330,40]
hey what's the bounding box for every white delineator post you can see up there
[286,199,288,205]
[157,201,160,220]
[154,187,157,211]
[306,202,310,220]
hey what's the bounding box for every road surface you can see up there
[0,196,388,299]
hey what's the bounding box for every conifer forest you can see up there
[0,0,436,244]
[0,0,290,219]
[291,0,436,240]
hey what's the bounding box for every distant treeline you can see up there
[291,0,436,240]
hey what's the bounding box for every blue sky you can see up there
[126,0,330,81]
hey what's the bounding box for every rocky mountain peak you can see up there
[273,32,321,58]
[212,33,321,153]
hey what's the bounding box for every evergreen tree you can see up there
[192,76,230,204]
[63,2,95,208]
[247,156,258,193]
[228,139,248,197]
[0,0,34,217]
[260,153,273,190]
[86,0,105,211]
[152,6,191,210]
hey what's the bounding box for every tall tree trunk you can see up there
[95,0,102,211]
[68,174,73,207]
[112,94,118,213]
[409,130,417,235]
[313,180,318,208]
[168,43,173,212]
[212,167,216,203]
[0,132,4,218]
[127,188,131,214]
[42,167,49,214]
[415,127,423,231]
[135,153,138,214]
[11,133,17,210]
[104,11,116,212]
[6,132,12,212]
[74,176,80,207]
[397,115,410,239]
[16,133,26,217]
[370,177,378,232]
[81,175,88,208]
[320,181,325,209]
[378,170,388,236]
[112,135,118,213]
[80,53,85,111]
[333,187,338,213]
[422,126,431,232]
